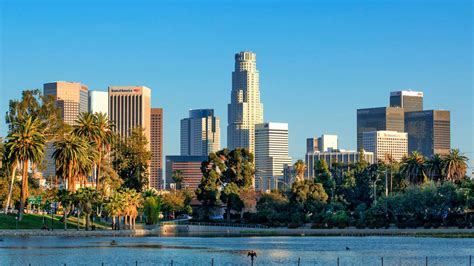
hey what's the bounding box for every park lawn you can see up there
[0,213,111,230]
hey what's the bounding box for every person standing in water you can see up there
[247,250,257,265]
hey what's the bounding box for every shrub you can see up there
[288,223,300,229]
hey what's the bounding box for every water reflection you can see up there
[0,236,472,265]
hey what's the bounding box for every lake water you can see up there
[0,236,473,265]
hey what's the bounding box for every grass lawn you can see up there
[0,213,111,230]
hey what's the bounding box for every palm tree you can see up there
[73,113,100,185]
[94,113,113,190]
[3,144,19,214]
[425,154,444,182]
[106,191,124,230]
[5,117,46,220]
[443,149,469,182]
[74,188,98,230]
[172,170,184,190]
[294,160,306,182]
[400,151,427,184]
[52,134,89,192]
[56,189,72,230]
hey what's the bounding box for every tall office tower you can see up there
[44,81,89,124]
[88,91,109,115]
[318,135,338,152]
[362,131,408,163]
[306,138,319,153]
[390,90,423,112]
[255,122,292,191]
[42,81,89,178]
[150,108,164,189]
[180,109,220,156]
[357,107,405,150]
[165,155,208,190]
[405,110,451,156]
[108,86,151,141]
[227,51,264,155]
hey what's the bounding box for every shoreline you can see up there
[1,225,474,238]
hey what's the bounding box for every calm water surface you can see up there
[0,236,473,265]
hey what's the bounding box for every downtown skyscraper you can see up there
[227,51,264,155]
[181,109,220,156]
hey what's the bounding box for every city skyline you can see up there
[0,1,472,167]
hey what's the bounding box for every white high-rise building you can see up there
[227,51,264,155]
[255,122,292,191]
[88,91,109,115]
[181,109,220,156]
[363,130,408,163]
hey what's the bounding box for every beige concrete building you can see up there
[363,130,408,163]
[151,108,164,189]
[44,81,89,125]
[42,81,89,178]
[255,122,292,191]
[108,86,151,141]
[109,86,152,186]
[228,51,264,155]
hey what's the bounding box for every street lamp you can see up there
[373,179,382,203]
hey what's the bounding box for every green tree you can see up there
[196,148,254,221]
[401,151,427,184]
[293,160,306,182]
[143,195,162,225]
[443,149,468,182]
[112,128,151,191]
[56,189,73,230]
[289,179,328,222]
[5,117,46,220]
[105,191,124,230]
[74,187,99,230]
[256,191,290,224]
[172,170,184,190]
[52,134,89,192]
[425,154,444,182]
[73,112,113,190]
[314,159,335,201]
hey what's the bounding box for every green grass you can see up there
[0,213,111,230]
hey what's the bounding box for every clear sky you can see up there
[0,0,472,168]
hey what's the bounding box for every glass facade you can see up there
[405,110,450,156]
[356,107,405,150]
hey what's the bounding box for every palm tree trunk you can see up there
[85,213,90,231]
[77,209,80,230]
[19,160,29,221]
[4,162,17,214]
[68,161,75,192]
[64,208,68,230]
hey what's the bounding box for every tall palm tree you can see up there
[5,117,46,220]
[400,151,427,184]
[94,113,113,190]
[52,134,89,192]
[425,154,444,182]
[443,149,469,182]
[73,113,100,186]
[294,160,306,182]
[3,144,19,214]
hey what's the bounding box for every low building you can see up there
[305,150,374,178]
[362,130,408,163]
[165,155,207,190]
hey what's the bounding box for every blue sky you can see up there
[0,0,472,167]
